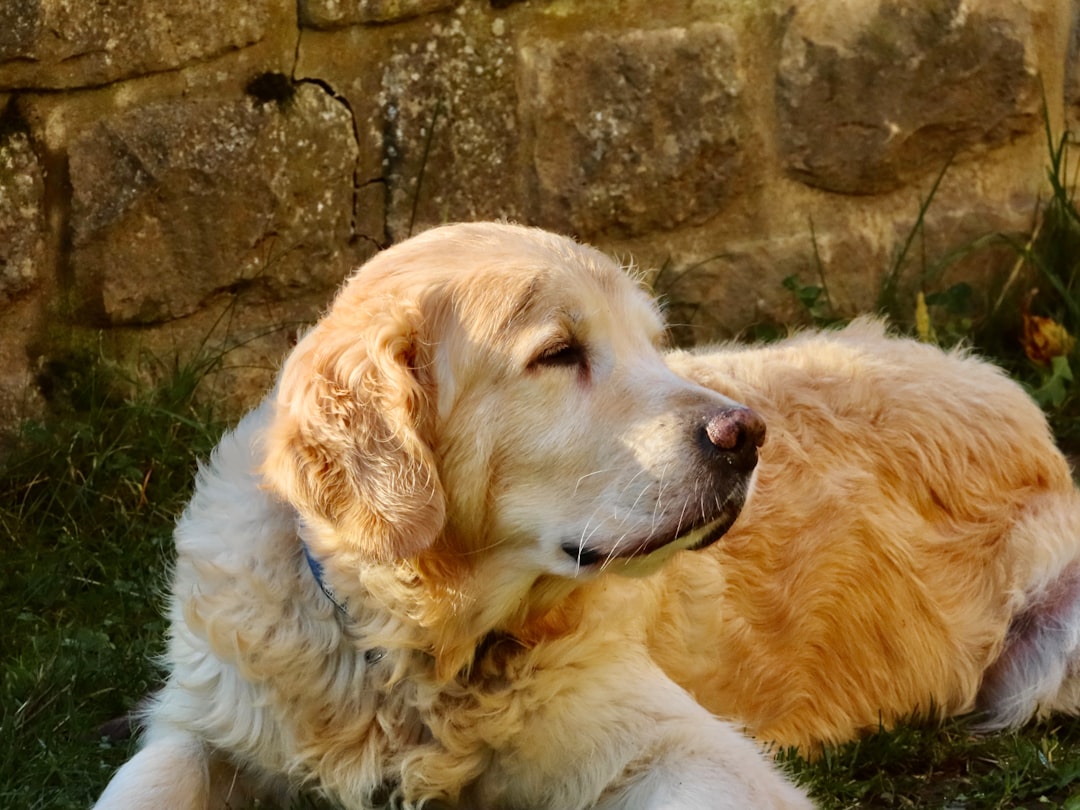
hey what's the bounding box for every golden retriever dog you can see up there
[95,222,1080,809]
[95,222,810,809]
[664,324,1080,748]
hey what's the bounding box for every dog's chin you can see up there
[560,489,747,577]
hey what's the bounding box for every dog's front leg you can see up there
[593,705,812,810]
[94,732,211,810]
[94,728,267,810]
[454,656,811,810]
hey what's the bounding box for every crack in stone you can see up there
[291,24,386,251]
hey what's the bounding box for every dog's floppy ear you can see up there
[262,294,445,562]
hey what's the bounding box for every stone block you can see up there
[0,299,45,426]
[880,190,1036,319]
[652,232,887,345]
[0,0,291,89]
[650,182,1032,346]
[105,287,332,418]
[777,0,1041,194]
[0,121,45,304]
[351,6,526,241]
[520,23,745,239]
[300,0,460,29]
[67,83,360,326]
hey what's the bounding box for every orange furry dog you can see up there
[95,222,1080,810]
[665,327,1080,748]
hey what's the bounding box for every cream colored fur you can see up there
[95,222,1080,809]
[95,222,808,809]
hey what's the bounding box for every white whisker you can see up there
[651,465,672,536]
[574,467,620,495]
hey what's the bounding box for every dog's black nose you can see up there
[701,407,766,472]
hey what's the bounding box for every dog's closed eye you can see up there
[529,340,588,372]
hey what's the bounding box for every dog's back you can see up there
[663,319,1080,749]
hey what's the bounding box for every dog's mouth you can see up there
[559,487,747,568]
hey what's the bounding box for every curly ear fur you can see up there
[262,295,445,562]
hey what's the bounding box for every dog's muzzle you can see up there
[561,405,765,566]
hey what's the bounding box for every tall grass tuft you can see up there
[0,347,225,809]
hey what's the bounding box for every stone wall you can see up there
[2,0,1078,423]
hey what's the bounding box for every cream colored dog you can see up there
[95,222,809,809]
[95,222,1080,809]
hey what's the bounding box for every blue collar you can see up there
[302,543,349,615]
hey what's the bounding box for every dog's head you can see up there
[263,223,763,582]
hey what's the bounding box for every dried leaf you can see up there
[1022,309,1076,366]
[915,291,937,344]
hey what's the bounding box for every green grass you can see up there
[0,350,224,809]
[781,720,1080,808]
